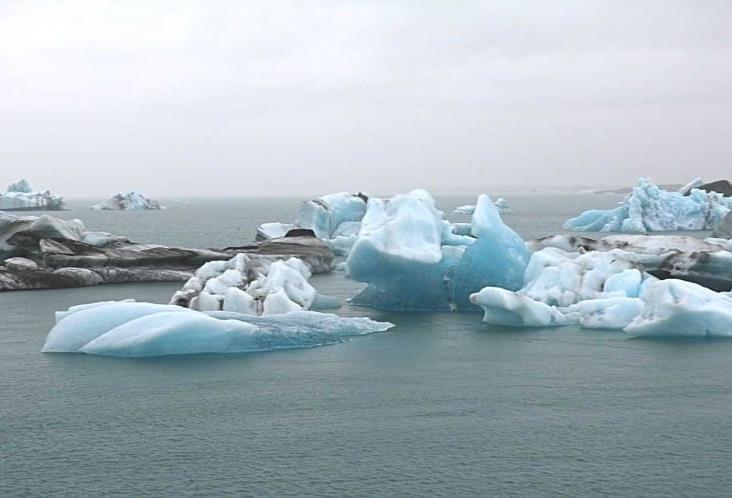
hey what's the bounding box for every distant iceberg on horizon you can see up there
[92,191,164,210]
[564,178,732,232]
[0,179,65,211]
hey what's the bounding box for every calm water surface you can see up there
[2,194,731,497]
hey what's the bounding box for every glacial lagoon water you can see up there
[3,194,732,497]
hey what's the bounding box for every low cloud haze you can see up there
[1,0,731,197]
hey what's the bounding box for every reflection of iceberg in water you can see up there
[42,301,393,357]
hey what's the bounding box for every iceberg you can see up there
[470,245,654,327]
[0,212,125,258]
[256,222,295,240]
[471,243,732,337]
[529,233,732,292]
[564,178,732,232]
[453,198,509,215]
[42,301,393,357]
[170,253,338,315]
[625,280,732,337]
[256,192,368,256]
[92,191,164,210]
[0,179,65,211]
[346,190,528,311]
[1,212,333,291]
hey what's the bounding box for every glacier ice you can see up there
[42,301,393,357]
[346,190,529,311]
[470,246,654,328]
[564,178,732,232]
[170,253,339,315]
[453,204,476,215]
[256,222,295,240]
[453,198,509,215]
[0,179,65,211]
[469,287,570,327]
[471,241,732,337]
[563,297,645,330]
[92,191,164,210]
[624,279,732,337]
[297,192,367,239]
[0,212,126,257]
[256,192,367,256]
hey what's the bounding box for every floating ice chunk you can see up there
[42,301,191,352]
[624,280,732,337]
[0,179,65,210]
[297,192,367,239]
[6,179,33,194]
[564,297,644,330]
[222,287,257,314]
[262,287,302,315]
[453,204,475,214]
[521,248,646,306]
[603,269,643,297]
[470,287,569,327]
[494,197,510,213]
[564,178,732,232]
[256,222,295,240]
[453,198,509,215]
[255,193,367,255]
[679,177,704,195]
[92,191,163,210]
[347,191,527,311]
[43,302,393,357]
[193,292,222,311]
[171,253,335,315]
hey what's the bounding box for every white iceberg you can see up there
[256,222,295,240]
[564,178,732,232]
[453,204,476,215]
[0,179,65,211]
[624,279,732,338]
[42,301,393,357]
[470,246,654,328]
[170,253,339,315]
[471,243,732,337]
[256,192,368,256]
[346,190,529,311]
[92,191,164,210]
[453,198,509,215]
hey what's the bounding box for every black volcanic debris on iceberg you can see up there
[0,212,334,291]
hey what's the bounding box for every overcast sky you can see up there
[1,0,731,197]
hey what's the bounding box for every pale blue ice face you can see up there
[297,192,367,239]
[564,178,732,232]
[347,190,529,311]
[42,302,393,357]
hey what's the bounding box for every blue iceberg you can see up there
[346,190,529,311]
[42,301,393,357]
[564,178,732,232]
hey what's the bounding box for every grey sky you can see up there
[1,0,731,197]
